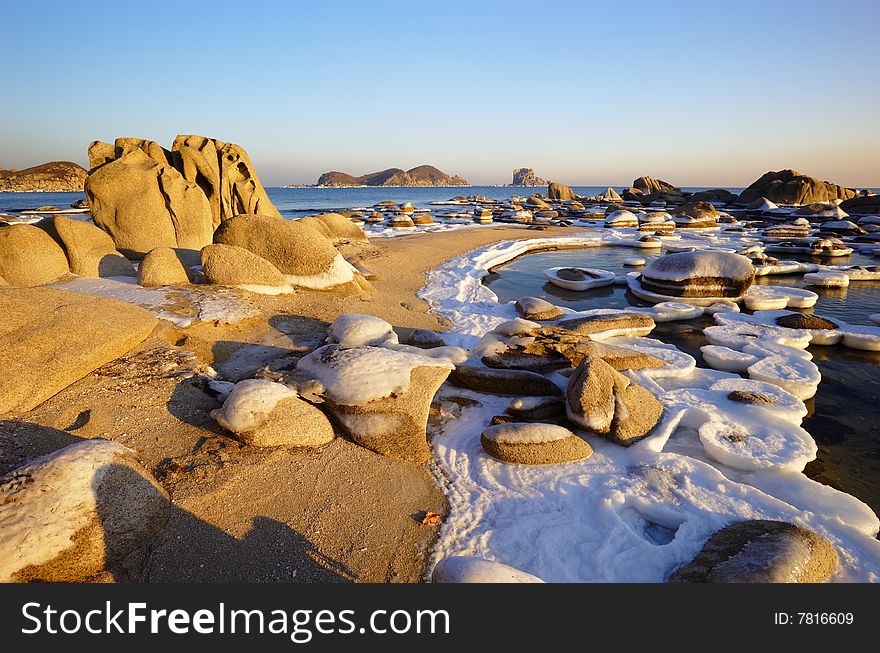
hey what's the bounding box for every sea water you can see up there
[484,247,880,516]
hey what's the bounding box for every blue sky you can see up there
[2,0,878,186]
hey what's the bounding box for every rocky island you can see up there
[317,165,468,187]
[0,161,87,192]
[510,168,547,186]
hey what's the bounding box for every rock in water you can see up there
[481,422,593,464]
[211,379,334,448]
[137,247,192,287]
[0,439,169,582]
[200,243,288,289]
[669,520,838,583]
[511,168,548,187]
[85,147,214,258]
[0,224,70,285]
[0,288,158,413]
[213,213,356,289]
[557,313,655,339]
[296,345,453,464]
[432,556,544,583]
[515,296,564,321]
[548,181,576,201]
[639,251,755,298]
[36,215,135,278]
[565,355,662,445]
[172,135,281,227]
[633,175,677,194]
[736,169,857,206]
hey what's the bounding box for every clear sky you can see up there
[2,0,878,187]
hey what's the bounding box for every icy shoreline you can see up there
[418,235,880,582]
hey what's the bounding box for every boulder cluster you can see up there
[0,135,371,292]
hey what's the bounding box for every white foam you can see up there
[210,379,297,433]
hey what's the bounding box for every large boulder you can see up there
[36,215,135,278]
[736,169,857,206]
[296,345,453,464]
[548,182,576,201]
[85,148,214,258]
[0,439,169,582]
[669,520,838,583]
[297,212,369,243]
[172,135,281,227]
[526,195,551,210]
[200,243,288,289]
[690,188,737,204]
[137,247,192,287]
[211,379,334,448]
[449,364,561,396]
[565,355,662,445]
[633,176,677,194]
[0,224,70,285]
[213,213,356,289]
[672,201,719,228]
[639,251,755,298]
[839,194,880,215]
[0,287,158,413]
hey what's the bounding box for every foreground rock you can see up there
[565,355,662,445]
[212,379,334,447]
[137,247,192,287]
[481,423,593,464]
[214,213,357,289]
[432,556,544,583]
[297,212,368,243]
[37,215,135,277]
[639,251,755,298]
[449,364,561,396]
[0,224,70,285]
[0,161,87,192]
[0,439,169,582]
[515,296,564,321]
[736,169,857,206]
[0,288,157,413]
[548,181,576,201]
[297,345,453,464]
[558,312,655,339]
[669,520,838,583]
[200,243,288,290]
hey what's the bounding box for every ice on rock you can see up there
[623,257,646,266]
[210,379,298,433]
[715,310,880,349]
[642,302,704,322]
[804,271,850,288]
[493,317,541,337]
[383,341,469,364]
[708,378,808,425]
[432,556,544,583]
[746,355,821,401]
[704,321,812,350]
[841,328,880,352]
[326,313,398,348]
[743,286,792,310]
[697,417,816,472]
[543,266,616,291]
[700,345,758,372]
[296,344,454,406]
[704,301,740,315]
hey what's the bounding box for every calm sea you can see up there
[0,186,746,216]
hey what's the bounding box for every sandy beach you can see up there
[0,224,577,582]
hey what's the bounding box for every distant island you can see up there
[315,165,469,187]
[0,161,87,192]
[509,167,547,186]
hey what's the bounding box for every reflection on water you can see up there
[485,247,880,516]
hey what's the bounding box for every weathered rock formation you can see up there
[639,251,755,298]
[36,215,135,278]
[511,168,547,186]
[318,165,468,187]
[736,169,857,206]
[840,194,880,215]
[84,135,280,257]
[0,161,87,192]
